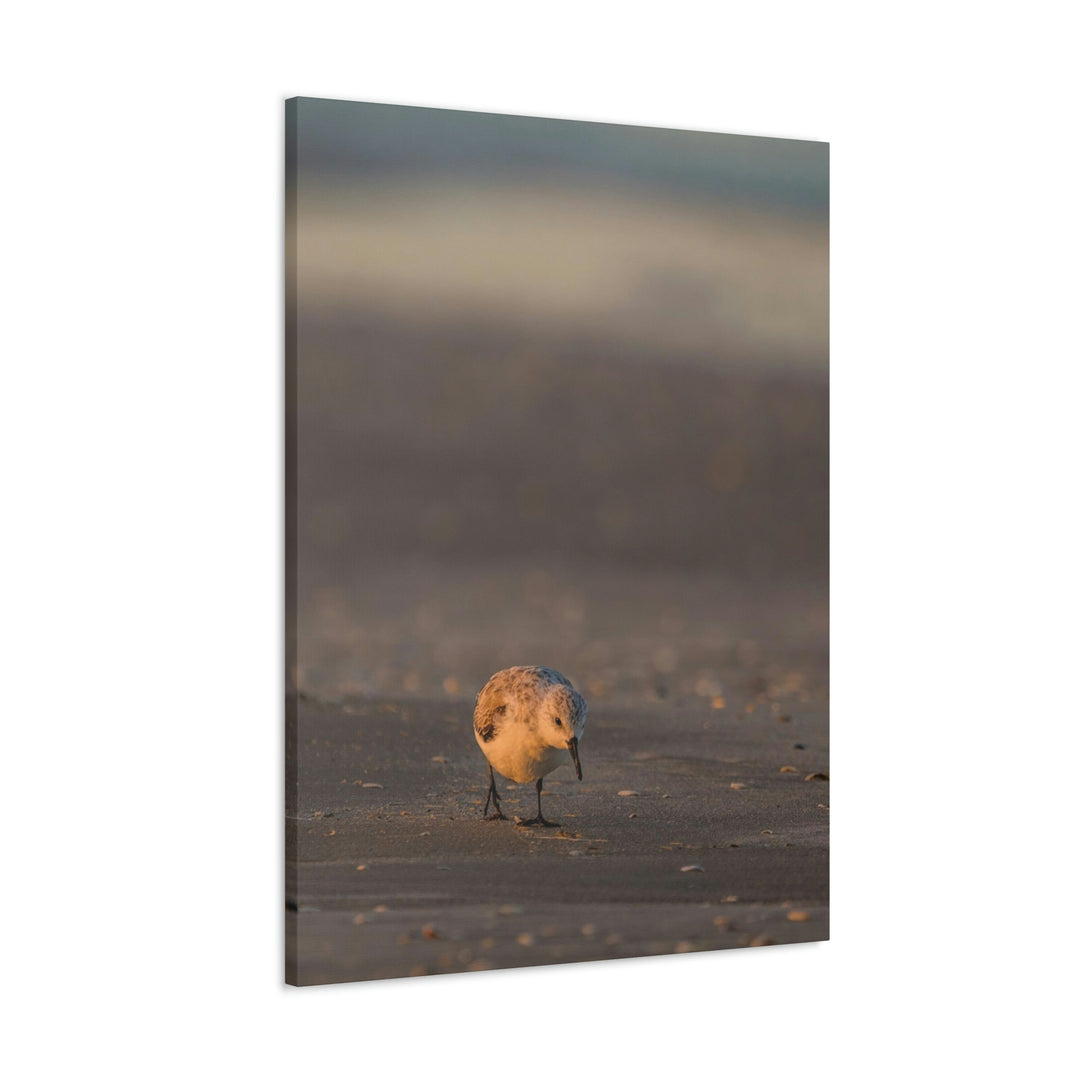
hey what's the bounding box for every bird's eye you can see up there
[555,717,562,726]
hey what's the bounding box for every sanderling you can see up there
[473,666,587,827]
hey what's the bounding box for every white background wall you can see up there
[5,3,1076,1077]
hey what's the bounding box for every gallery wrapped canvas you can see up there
[285,97,828,986]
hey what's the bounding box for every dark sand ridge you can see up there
[287,669,828,985]
[294,310,827,587]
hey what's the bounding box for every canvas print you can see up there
[286,97,828,985]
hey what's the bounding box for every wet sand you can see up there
[286,687,828,985]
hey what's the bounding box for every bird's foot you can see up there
[514,815,560,828]
[484,810,508,821]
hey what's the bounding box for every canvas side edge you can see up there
[284,97,300,987]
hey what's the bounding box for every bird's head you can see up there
[539,684,587,779]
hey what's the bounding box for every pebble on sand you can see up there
[730,782,745,790]
[516,933,535,947]
[421,924,439,940]
[617,790,640,797]
[713,916,730,930]
[787,910,811,922]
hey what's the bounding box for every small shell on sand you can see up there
[805,772,829,782]
[617,790,640,797]
[780,765,797,773]
[681,864,705,873]
[730,782,745,790]
[787,910,811,922]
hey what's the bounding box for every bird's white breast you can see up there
[477,725,568,784]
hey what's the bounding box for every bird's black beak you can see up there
[567,736,582,780]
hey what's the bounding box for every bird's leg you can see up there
[483,763,507,820]
[515,777,560,828]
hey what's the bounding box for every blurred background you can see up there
[289,98,828,711]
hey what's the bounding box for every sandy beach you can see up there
[285,316,830,986]
[285,304,830,987]
[286,676,828,985]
